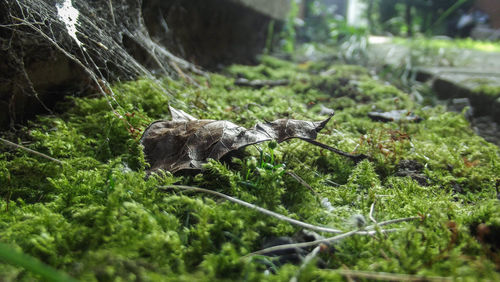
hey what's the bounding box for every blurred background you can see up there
[295,0,500,40]
[2,0,499,128]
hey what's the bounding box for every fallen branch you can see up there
[161,185,421,240]
[246,228,401,257]
[290,245,322,282]
[249,230,357,256]
[369,200,377,224]
[235,78,289,88]
[367,216,422,230]
[159,185,343,234]
[285,171,319,197]
[301,139,368,163]
[1,137,63,164]
[161,185,421,259]
[246,215,421,257]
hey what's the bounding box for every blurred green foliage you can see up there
[365,0,474,36]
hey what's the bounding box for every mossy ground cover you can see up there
[1,55,500,281]
[393,37,500,53]
[471,79,500,99]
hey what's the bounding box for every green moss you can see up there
[471,80,500,98]
[393,37,500,53]
[1,54,500,280]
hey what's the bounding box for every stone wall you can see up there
[475,0,500,28]
[231,0,290,20]
[0,0,289,128]
[142,0,288,68]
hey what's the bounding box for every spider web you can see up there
[0,0,204,126]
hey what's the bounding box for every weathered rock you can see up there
[142,0,288,68]
[416,67,500,122]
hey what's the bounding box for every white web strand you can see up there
[56,0,83,48]
[1,0,205,125]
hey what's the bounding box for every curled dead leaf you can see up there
[141,106,364,173]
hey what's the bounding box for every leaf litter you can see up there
[141,106,366,173]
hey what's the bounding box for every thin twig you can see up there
[367,216,422,230]
[334,269,453,281]
[323,178,340,187]
[369,200,377,224]
[107,0,116,25]
[161,185,421,239]
[341,265,356,282]
[234,78,289,88]
[285,171,318,196]
[249,230,358,257]
[163,185,421,259]
[246,216,421,257]
[1,137,63,164]
[301,138,368,163]
[290,245,322,282]
[160,185,344,234]
[246,228,400,257]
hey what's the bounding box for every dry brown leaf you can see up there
[141,106,364,173]
[141,107,332,173]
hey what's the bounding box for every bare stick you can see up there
[160,185,343,234]
[249,230,357,257]
[234,78,289,88]
[163,185,420,259]
[341,265,356,282]
[290,245,321,282]
[107,0,116,25]
[285,171,318,196]
[368,216,422,229]
[301,138,368,162]
[1,137,63,164]
[369,200,377,224]
[334,269,452,281]
[162,185,420,238]
[246,228,400,257]
[246,217,421,256]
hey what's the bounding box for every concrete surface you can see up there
[232,0,290,20]
[368,36,500,121]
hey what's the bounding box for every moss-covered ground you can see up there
[1,55,500,281]
[393,37,500,53]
